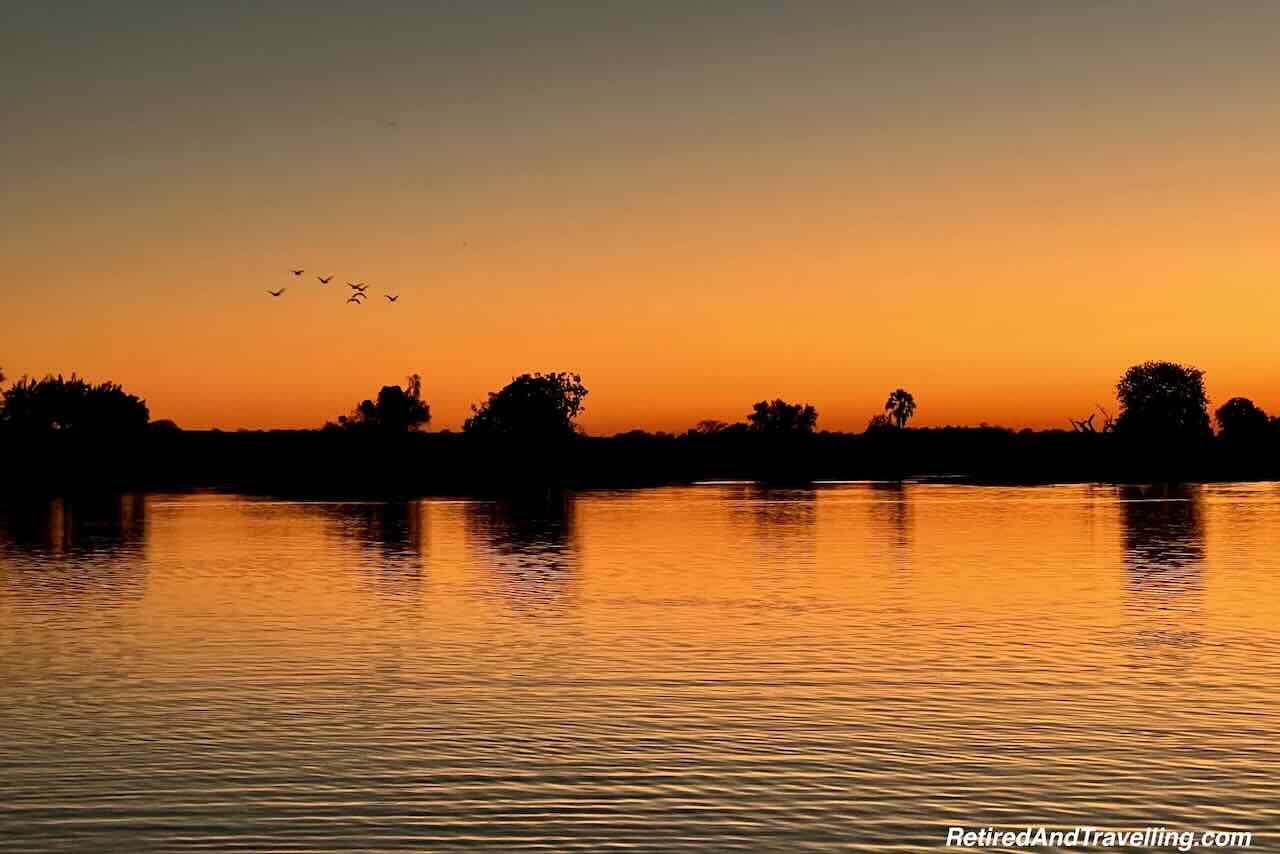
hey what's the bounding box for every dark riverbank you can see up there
[5,427,1279,497]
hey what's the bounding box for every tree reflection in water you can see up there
[0,494,148,607]
[464,490,577,611]
[730,485,817,570]
[343,500,427,601]
[1118,484,1205,666]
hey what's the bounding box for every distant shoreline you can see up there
[5,428,1276,497]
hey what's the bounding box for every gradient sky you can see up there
[4,2,1280,433]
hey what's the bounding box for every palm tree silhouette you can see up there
[884,389,917,429]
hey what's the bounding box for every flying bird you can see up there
[346,295,364,304]
[268,288,286,297]
[290,269,304,276]
[385,294,399,302]
[317,275,332,284]
[348,282,368,292]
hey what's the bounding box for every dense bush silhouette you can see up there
[865,413,893,432]
[747,399,817,434]
[327,374,430,432]
[691,419,732,435]
[1114,361,1211,441]
[1215,397,1268,442]
[148,419,183,434]
[464,372,588,438]
[0,373,149,434]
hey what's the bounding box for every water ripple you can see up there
[1,485,1277,851]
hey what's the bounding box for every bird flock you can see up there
[268,269,399,306]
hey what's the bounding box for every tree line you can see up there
[0,359,1274,446]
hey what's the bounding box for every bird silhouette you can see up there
[385,294,399,302]
[317,275,332,284]
[346,295,364,304]
[290,269,304,276]
[268,288,286,297]
[348,282,368,292]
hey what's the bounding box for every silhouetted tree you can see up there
[1069,413,1097,433]
[148,419,182,434]
[0,374,149,434]
[884,389,916,428]
[464,372,588,438]
[1114,361,1211,441]
[1070,405,1116,434]
[1097,405,1116,432]
[1070,407,1111,435]
[329,374,430,432]
[747,399,818,434]
[1215,397,1269,442]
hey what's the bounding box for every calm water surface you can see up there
[1,484,1276,851]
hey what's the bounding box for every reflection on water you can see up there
[335,500,427,600]
[733,485,817,567]
[2,484,1279,852]
[463,490,577,609]
[1119,484,1206,665]
[868,480,912,557]
[1120,484,1206,582]
[0,494,147,557]
[347,500,426,558]
[0,495,147,607]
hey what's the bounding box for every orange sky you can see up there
[4,4,1279,433]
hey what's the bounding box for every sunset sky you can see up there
[4,2,1280,433]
